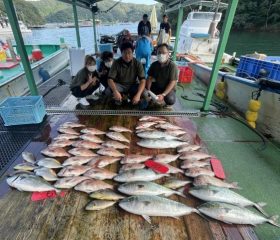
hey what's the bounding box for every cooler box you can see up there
[175,61,193,83]
[98,43,113,53]
[0,96,46,126]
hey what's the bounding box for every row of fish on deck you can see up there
[6,116,280,228]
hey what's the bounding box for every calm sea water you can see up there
[20,23,280,56]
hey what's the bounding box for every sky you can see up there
[121,0,158,5]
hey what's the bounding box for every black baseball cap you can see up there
[163,14,168,18]
[143,14,148,18]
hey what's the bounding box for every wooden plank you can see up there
[222,223,244,240]
[238,226,259,240]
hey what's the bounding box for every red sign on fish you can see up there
[211,158,226,179]
[145,160,169,174]
[31,191,66,201]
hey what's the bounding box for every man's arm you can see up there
[137,21,141,35]
[146,76,153,90]
[107,61,122,101]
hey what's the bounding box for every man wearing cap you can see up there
[158,14,171,45]
[137,14,151,37]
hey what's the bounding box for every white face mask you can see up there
[87,65,96,72]
[105,61,113,68]
[157,54,168,63]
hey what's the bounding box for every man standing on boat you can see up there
[137,14,151,37]
[146,43,177,106]
[158,14,171,45]
[106,42,146,105]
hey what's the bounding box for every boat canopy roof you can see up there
[57,0,228,13]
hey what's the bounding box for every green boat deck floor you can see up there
[177,78,280,240]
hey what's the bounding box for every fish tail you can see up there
[254,202,268,216]
[231,182,242,190]
[268,215,280,228]
[175,191,187,198]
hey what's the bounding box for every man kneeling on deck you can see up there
[146,43,178,106]
[106,42,146,105]
[70,55,100,107]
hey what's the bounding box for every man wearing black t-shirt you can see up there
[138,14,151,37]
[158,14,171,45]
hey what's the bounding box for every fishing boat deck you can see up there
[0,76,279,239]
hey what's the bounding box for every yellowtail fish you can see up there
[89,189,125,200]
[163,178,191,189]
[85,200,115,211]
[114,169,168,182]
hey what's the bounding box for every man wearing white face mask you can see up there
[70,55,100,107]
[146,43,178,106]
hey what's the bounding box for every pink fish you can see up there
[80,128,106,135]
[41,146,70,157]
[68,148,98,157]
[97,148,125,157]
[72,140,102,149]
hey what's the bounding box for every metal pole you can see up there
[72,0,81,48]
[172,6,184,61]
[202,0,239,111]
[3,0,38,95]
[92,11,98,53]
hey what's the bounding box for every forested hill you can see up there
[0,0,279,31]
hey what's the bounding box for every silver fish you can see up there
[118,181,185,197]
[54,176,90,189]
[80,134,104,143]
[198,202,280,227]
[165,129,187,136]
[185,167,215,178]
[137,139,186,149]
[135,127,155,133]
[119,163,145,173]
[114,169,168,182]
[181,160,210,169]
[54,134,79,140]
[57,127,79,135]
[179,152,211,161]
[119,195,198,224]
[154,154,180,163]
[155,122,182,130]
[68,148,97,157]
[102,141,129,149]
[193,175,241,189]
[62,156,93,166]
[109,126,132,133]
[84,168,117,180]
[189,186,267,216]
[57,165,91,177]
[163,178,191,189]
[89,189,125,200]
[139,116,166,121]
[60,122,85,128]
[34,167,58,181]
[137,130,181,140]
[85,200,115,211]
[41,147,70,157]
[97,147,125,157]
[120,154,152,164]
[14,162,37,171]
[177,144,201,152]
[49,139,75,148]
[22,151,36,164]
[72,140,102,149]
[74,179,113,193]
[106,132,130,143]
[7,174,58,192]
[37,158,62,169]
[80,128,106,135]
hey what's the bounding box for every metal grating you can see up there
[46,108,201,117]
[0,132,35,176]
[38,68,72,107]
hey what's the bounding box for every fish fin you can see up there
[268,215,280,228]
[254,202,268,216]
[172,216,181,220]
[142,215,152,224]
[195,210,212,222]
[175,191,187,198]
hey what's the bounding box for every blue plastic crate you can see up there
[0,96,46,126]
[98,43,113,53]
[236,56,280,81]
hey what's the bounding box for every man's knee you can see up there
[164,92,176,105]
